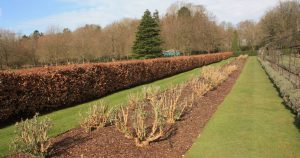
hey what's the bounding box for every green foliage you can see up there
[153,10,160,23]
[10,114,52,157]
[32,30,43,39]
[231,30,241,54]
[178,6,191,17]
[132,10,162,58]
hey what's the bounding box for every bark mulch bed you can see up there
[10,59,246,158]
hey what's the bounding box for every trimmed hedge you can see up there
[0,52,232,123]
[259,58,300,118]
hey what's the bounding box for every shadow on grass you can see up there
[280,100,300,132]
[260,63,300,131]
[272,82,300,132]
[294,116,300,132]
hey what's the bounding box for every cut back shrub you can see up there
[201,66,226,89]
[79,101,113,132]
[237,54,249,60]
[113,58,240,147]
[115,106,132,139]
[10,114,52,157]
[223,65,238,76]
[160,85,187,124]
[189,78,211,97]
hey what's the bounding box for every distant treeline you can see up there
[0,1,299,69]
[0,3,235,69]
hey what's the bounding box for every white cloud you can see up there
[17,0,279,34]
[54,0,278,24]
[18,0,177,33]
[17,7,116,32]
[202,0,278,24]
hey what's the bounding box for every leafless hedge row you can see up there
[0,52,232,123]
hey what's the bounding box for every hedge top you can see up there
[0,52,233,75]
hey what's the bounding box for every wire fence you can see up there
[259,47,300,88]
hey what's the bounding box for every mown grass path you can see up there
[0,58,233,157]
[185,57,300,158]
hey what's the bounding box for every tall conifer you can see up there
[132,10,162,58]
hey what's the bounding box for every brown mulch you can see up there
[9,59,246,158]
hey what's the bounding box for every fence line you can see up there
[259,47,300,88]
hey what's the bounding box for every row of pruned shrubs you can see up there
[10,56,243,157]
[79,85,191,147]
[0,52,233,124]
[79,57,242,147]
[237,54,249,60]
[189,56,244,97]
[259,58,300,118]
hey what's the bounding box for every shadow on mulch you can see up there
[48,132,91,158]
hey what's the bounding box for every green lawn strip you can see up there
[0,58,233,157]
[185,57,300,158]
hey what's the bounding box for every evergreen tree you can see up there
[32,30,43,40]
[231,30,241,54]
[132,10,162,58]
[178,7,191,17]
[153,10,160,23]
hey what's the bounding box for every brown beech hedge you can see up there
[0,52,232,123]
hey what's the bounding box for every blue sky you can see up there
[0,0,279,35]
